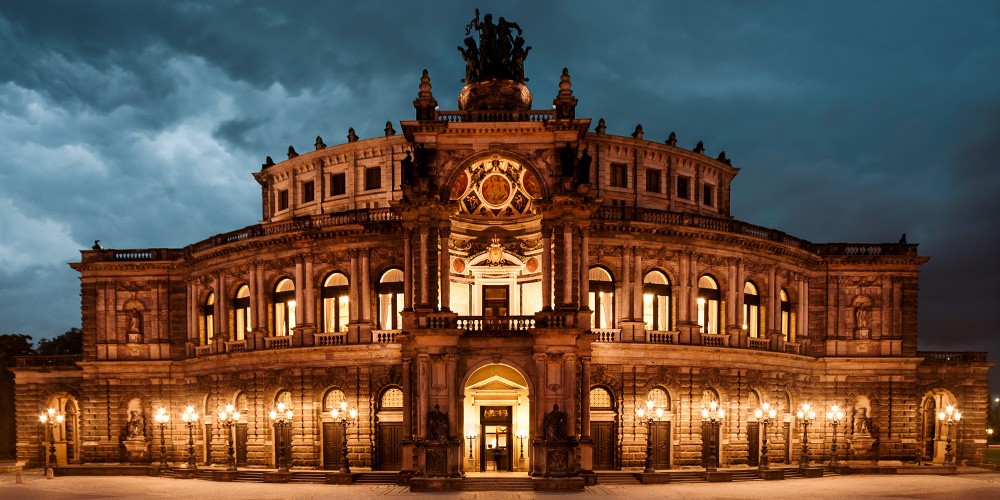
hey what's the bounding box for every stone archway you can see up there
[462,363,530,473]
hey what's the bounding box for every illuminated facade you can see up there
[13,13,989,486]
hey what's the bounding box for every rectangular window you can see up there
[703,184,714,207]
[365,166,381,190]
[677,176,690,200]
[277,189,289,211]
[610,162,627,188]
[330,173,346,196]
[303,180,315,203]
[645,169,661,193]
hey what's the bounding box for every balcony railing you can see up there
[748,337,771,351]
[701,333,730,348]
[224,340,247,354]
[593,329,620,342]
[315,332,346,346]
[373,330,400,343]
[918,351,988,363]
[264,335,292,350]
[13,355,82,368]
[457,316,534,335]
[647,331,677,344]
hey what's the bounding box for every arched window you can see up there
[323,389,346,412]
[743,281,760,338]
[200,292,215,345]
[380,388,403,410]
[647,387,671,411]
[235,392,249,414]
[377,269,404,330]
[589,267,615,329]
[590,387,614,410]
[780,289,794,341]
[273,278,296,336]
[275,390,293,409]
[233,285,250,341]
[697,275,720,334]
[322,273,350,333]
[643,270,671,331]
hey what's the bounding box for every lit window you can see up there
[377,269,404,329]
[273,278,296,336]
[780,289,794,341]
[589,267,615,329]
[744,281,760,338]
[643,270,671,331]
[697,275,720,334]
[233,285,250,341]
[322,272,350,334]
[201,292,215,345]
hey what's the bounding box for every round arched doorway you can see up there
[463,363,530,473]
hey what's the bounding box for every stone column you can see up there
[255,264,267,334]
[304,259,315,325]
[361,249,371,322]
[446,354,458,435]
[439,227,451,311]
[579,228,590,312]
[798,279,809,344]
[563,224,573,307]
[248,264,259,332]
[633,248,643,322]
[403,228,414,311]
[419,226,430,307]
[215,274,226,338]
[532,353,547,477]
[542,226,553,311]
[186,281,197,342]
[580,357,591,439]
[402,358,413,439]
[417,354,430,440]
[349,251,360,322]
[563,354,577,436]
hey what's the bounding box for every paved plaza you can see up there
[3,469,1000,499]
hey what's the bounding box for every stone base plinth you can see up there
[704,471,733,482]
[759,469,784,480]
[800,467,824,478]
[172,469,197,479]
[580,471,597,485]
[263,471,293,483]
[409,477,463,491]
[532,477,585,491]
[324,473,356,484]
[211,470,240,481]
[639,472,670,484]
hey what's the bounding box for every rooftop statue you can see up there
[459,9,531,84]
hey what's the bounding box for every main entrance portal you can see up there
[463,364,529,473]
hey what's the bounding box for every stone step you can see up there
[463,477,533,491]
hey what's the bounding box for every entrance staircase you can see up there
[463,476,533,491]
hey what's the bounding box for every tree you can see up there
[0,333,35,367]
[36,328,83,356]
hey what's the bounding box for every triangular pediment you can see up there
[466,374,527,392]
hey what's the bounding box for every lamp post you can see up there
[753,403,777,471]
[217,404,241,471]
[181,406,199,469]
[330,401,358,474]
[825,404,845,466]
[796,403,816,469]
[38,407,64,472]
[466,431,476,460]
[154,407,170,469]
[516,431,527,461]
[701,401,725,472]
[937,404,962,464]
[637,399,665,473]
[269,402,294,473]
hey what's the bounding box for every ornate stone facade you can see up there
[12,12,988,483]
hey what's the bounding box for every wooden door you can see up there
[322,422,344,470]
[700,421,717,468]
[482,285,509,317]
[747,421,760,467]
[235,422,248,466]
[592,421,615,470]
[652,421,671,469]
[378,422,403,471]
[204,423,213,466]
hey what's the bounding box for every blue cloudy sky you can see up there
[1,1,998,383]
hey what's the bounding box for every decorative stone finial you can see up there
[315,136,326,150]
[419,69,433,97]
[287,146,298,159]
[414,69,439,121]
[716,151,731,165]
[666,132,677,146]
[595,118,607,134]
[632,124,644,140]
[262,156,275,169]
[385,121,396,136]
[347,127,358,142]
[552,67,578,120]
[694,141,705,154]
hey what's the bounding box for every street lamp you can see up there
[217,404,241,471]
[38,407,64,472]
[937,404,962,464]
[753,402,777,471]
[637,399,664,473]
[516,431,527,461]
[796,403,816,469]
[154,407,170,469]
[181,406,199,469]
[330,401,358,474]
[700,401,725,472]
[269,402,294,473]
[465,430,476,459]
[825,404,845,466]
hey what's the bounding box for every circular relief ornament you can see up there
[525,257,539,273]
[522,171,541,199]
[480,174,512,207]
[453,258,466,274]
[450,172,469,200]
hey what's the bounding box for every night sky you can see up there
[1,2,997,388]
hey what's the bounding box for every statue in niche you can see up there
[544,404,568,441]
[400,150,415,186]
[427,404,450,442]
[853,406,871,434]
[576,146,592,185]
[854,304,868,330]
[126,410,145,439]
[560,142,576,178]
[126,309,142,336]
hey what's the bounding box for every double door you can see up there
[480,406,512,472]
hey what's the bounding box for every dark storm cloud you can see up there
[1,1,997,386]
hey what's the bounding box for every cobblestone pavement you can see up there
[2,468,1000,499]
